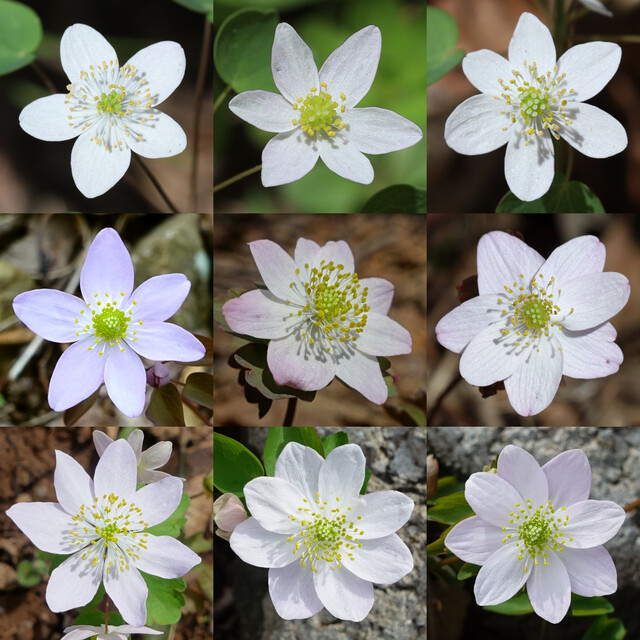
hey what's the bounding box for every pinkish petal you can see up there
[538,235,605,284]
[358,277,394,315]
[248,239,299,301]
[557,322,622,379]
[355,313,411,357]
[294,238,321,266]
[335,349,388,404]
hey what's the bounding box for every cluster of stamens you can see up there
[495,61,575,144]
[64,59,156,150]
[285,493,364,573]
[292,81,347,138]
[286,259,369,353]
[501,498,572,572]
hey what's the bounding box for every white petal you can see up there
[346,533,413,584]
[268,563,324,619]
[358,277,394,315]
[230,518,296,569]
[54,449,94,515]
[462,49,512,94]
[561,546,617,596]
[538,235,605,284]
[128,274,191,323]
[133,534,200,578]
[60,24,118,84]
[319,25,380,108]
[557,323,623,379]
[464,471,524,528]
[139,441,171,470]
[104,346,146,418]
[275,442,324,506]
[504,128,555,202]
[229,90,296,133]
[312,240,355,274]
[319,444,365,500]
[497,445,548,508]
[244,476,307,534]
[271,23,318,104]
[542,450,591,507]
[579,0,613,16]
[356,313,411,357]
[314,561,374,622]
[71,132,131,198]
[474,543,530,606]
[334,349,388,404]
[353,490,414,539]
[503,335,563,416]
[127,429,143,458]
[104,564,148,627]
[248,239,298,301]
[46,550,102,612]
[127,112,186,159]
[444,94,510,155]
[261,129,319,187]
[131,476,184,526]
[93,439,137,502]
[560,103,627,158]
[19,94,81,141]
[557,42,619,102]
[563,500,625,548]
[444,516,504,565]
[318,133,373,184]
[93,430,113,457]
[508,13,556,73]
[294,238,321,266]
[527,551,571,624]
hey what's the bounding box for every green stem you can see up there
[283,397,297,427]
[565,145,574,182]
[213,84,232,114]
[132,155,179,213]
[213,164,262,194]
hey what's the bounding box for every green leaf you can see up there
[360,467,372,495]
[484,591,534,616]
[172,0,212,17]
[145,492,190,538]
[184,532,213,554]
[0,0,42,76]
[16,558,47,587]
[320,432,349,457]
[263,427,324,476]
[427,6,464,86]
[361,184,426,213]
[571,594,614,617]
[496,172,605,213]
[583,616,626,640]
[457,562,480,581]
[427,491,473,525]
[182,372,213,410]
[214,8,278,93]
[213,432,264,495]
[142,572,187,625]
[146,383,186,426]
[73,609,125,627]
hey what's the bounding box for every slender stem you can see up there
[623,497,640,512]
[283,397,297,427]
[565,145,574,182]
[182,395,213,426]
[426,373,462,424]
[30,61,57,94]
[540,619,547,640]
[189,16,212,212]
[132,155,179,213]
[213,84,232,114]
[213,164,262,194]
[104,597,109,634]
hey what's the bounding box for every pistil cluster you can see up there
[292,82,347,138]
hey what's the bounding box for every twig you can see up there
[213,164,262,194]
[182,394,212,426]
[132,155,179,213]
[426,373,462,425]
[30,61,57,94]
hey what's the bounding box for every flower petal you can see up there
[464,471,524,528]
[93,430,114,456]
[104,564,148,627]
[462,49,512,94]
[80,228,134,302]
[48,339,106,412]
[124,41,185,105]
[445,516,504,565]
[352,490,414,539]
[356,313,412,357]
[229,90,297,133]
[261,129,319,186]
[539,235,605,284]
[579,0,613,16]
[94,439,137,502]
[134,534,200,578]
[19,94,81,141]
[474,543,531,606]
[139,441,172,470]
[54,449,94,515]
[275,442,324,506]
[59,627,102,640]
[128,274,191,322]
[319,25,380,108]
[345,106,423,154]
[542,449,591,507]
[557,42,619,103]
[557,272,630,330]
[230,517,296,569]
[334,349,388,404]
[503,335,563,416]
[104,345,146,418]
[60,24,118,84]
[128,322,205,362]
[127,112,186,159]
[561,545,617,596]
[444,94,510,155]
[244,476,307,534]
[318,134,374,184]
[294,238,321,266]
[504,129,555,202]
[477,231,544,296]
[313,240,355,274]
[508,13,556,73]
[131,476,184,526]
[562,500,625,548]
[46,550,102,612]
[71,130,131,198]
[271,23,319,104]
[314,560,374,622]
[435,296,504,353]
[527,550,571,624]
[346,533,413,584]
[358,277,394,315]
[268,562,324,619]
[557,322,623,379]
[560,103,627,158]
[248,239,298,300]
[319,444,365,501]
[13,289,85,342]
[497,445,549,508]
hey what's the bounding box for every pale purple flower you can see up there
[6,439,201,626]
[229,23,423,186]
[61,624,162,640]
[93,429,180,484]
[446,445,625,624]
[221,238,412,404]
[435,231,630,416]
[12,227,205,417]
[19,24,186,198]
[444,12,626,201]
[230,442,414,621]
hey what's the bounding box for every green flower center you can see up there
[315,283,346,320]
[97,89,124,115]
[519,513,551,548]
[92,305,130,341]
[519,87,549,121]
[521,298,550,329]
[292,83,347,138]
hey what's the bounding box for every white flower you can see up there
[93,429,180,484]
[214,493,248,541]
[19,24,186,198]
[444,12,626,201]
[61,623,162,640]
[446,445,625,624]
[228,23,423,186]
[435,232,630,416]
[578,0,613,17]
[229,442,414,622]
[6,439,200,626]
